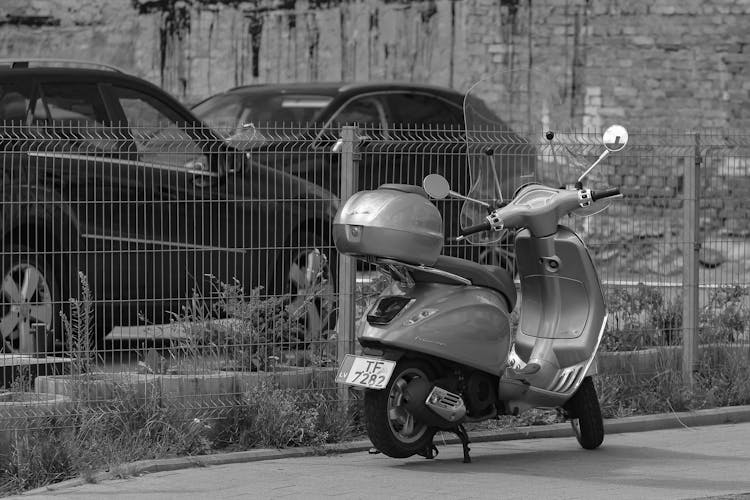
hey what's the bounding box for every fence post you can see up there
[682,133,701,389]
[337,126,359,400]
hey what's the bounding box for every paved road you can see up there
[15,422,750,500]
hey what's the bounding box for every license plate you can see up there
[335,354,396,390]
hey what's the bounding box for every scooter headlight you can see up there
[366,296,414,325]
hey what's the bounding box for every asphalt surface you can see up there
[13,406,750,500]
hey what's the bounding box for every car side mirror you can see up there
[226,123,266,151]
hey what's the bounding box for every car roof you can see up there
[220,81,465,102]
[0,62,201,122]
[0,65,154,87]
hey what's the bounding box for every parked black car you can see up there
[0,60,338,354]
[192,81,531,264]
[192,81,474,185]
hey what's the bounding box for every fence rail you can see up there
[0,123,749,481]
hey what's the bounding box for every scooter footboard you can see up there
[498,379,573,415]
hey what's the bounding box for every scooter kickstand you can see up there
[453,424,472,463]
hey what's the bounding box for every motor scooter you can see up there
[333,71,628,462]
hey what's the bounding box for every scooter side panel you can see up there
[514,227,607,368]
[359,283,512,375]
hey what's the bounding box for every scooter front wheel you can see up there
[364,359,436,458]
[564,376,604,450]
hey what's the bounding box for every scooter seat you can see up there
[379,184,428,197]
[412,255,517,311]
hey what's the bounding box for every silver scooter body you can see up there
[499,223,607,413]
[358,277,513,375]
[334,69,627,459]
[356,215,605,414]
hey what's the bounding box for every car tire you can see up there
[0,246,63,355]
[276,230,339,345]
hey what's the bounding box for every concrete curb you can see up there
[22,404,750,496]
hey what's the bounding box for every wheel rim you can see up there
[570,418,582,440]
[0,263,53,352]
[386,368,430,444]
[286,248,337,342]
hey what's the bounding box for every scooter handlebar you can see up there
[459,220,491,238]
[457,186,621,239]
[590,187,621,201]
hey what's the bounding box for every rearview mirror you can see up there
[422,174,450,199]
[577,125,629,183]
[226,123,267,151]
[602,125,628,152]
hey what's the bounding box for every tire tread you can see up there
[564,376,604,450]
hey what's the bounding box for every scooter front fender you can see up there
[359,282,512,374]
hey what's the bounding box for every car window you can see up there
[193,93,332,133]
[23,82,121,152]
[328,96,387,139]
[112,86,206,169]
[274,96,331,123]
[333,98,383,127]
[32,83,107,126]
[192,94,244,133]
[0,85,31,123]
[385,92,464,129]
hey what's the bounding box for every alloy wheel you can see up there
[386,368,430,444]
[0,263,54,353]
[286,248,337,342]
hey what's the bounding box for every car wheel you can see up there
[0,246,61,355]
[278,231,338,345]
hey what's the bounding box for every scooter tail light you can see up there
[366,296,414,325]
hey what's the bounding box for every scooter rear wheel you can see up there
[364,359,436,458]
[564,376,604,450]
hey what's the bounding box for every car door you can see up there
[104,84,254,322]
[25,79,148,330]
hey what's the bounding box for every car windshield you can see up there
[192,93,332,136]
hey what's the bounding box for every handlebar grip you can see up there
[591,187,621,201]
[459,220,491,237]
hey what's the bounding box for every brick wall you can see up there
[1,0,747,129]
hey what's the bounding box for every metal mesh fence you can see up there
[0,122,748,457]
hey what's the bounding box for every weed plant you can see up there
[166,277,336,372]
[604,284,682,350]
[698,284,750,344]
[215,382,363,450]
[604,284,750,351]
[0,382,361,496]
[7,366,33,393]
[596,343,750,418]
[59,272,100,377]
